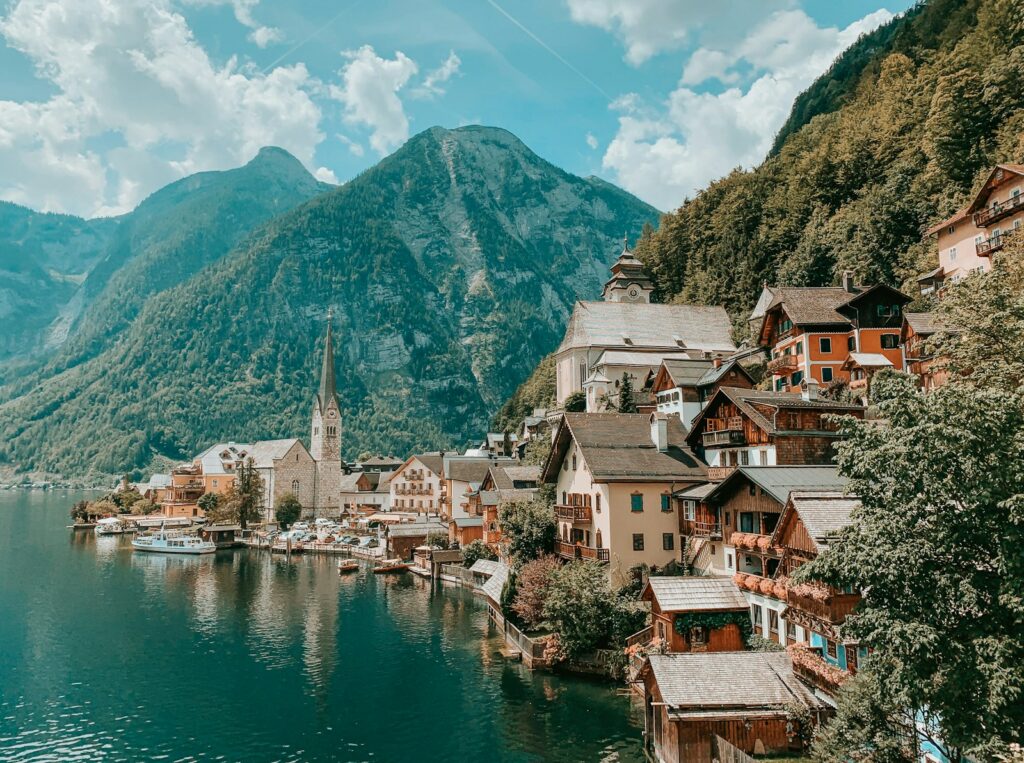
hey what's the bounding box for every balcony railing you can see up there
[681,519,722,538]
[555,504,592,522]
[977,229,1017,256]
[767,355,798,374]
[849,377,869,391]
[703,430,745,447]
[790,646,850,696]
[706,465,736,481]
[555,541,609,562]
[973,193,1024,227]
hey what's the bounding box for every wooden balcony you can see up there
[790,647,849,697]
[849,376,869,392]
[555,541,609,562]
[702,416,745,448]
[787,590,860,624]
[681,519,722,539]
[977,229,1016,256]
[973,194,1024,227]
[555,504,592,522]
[767,354,798,374]
[706,465,736,481]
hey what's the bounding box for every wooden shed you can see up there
[640,576,749,653]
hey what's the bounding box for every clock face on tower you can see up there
[327,409,336,418]
[627,286,640,300]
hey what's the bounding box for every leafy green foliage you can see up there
[424,531,450,550]
[673,611,753,642]
[460,539,496,569]
[0,127,656,479]
[497,498,556,569]
[197,492,221,515]
[219,459,263,529]
[274,492,302,528]
[563,391,586,413]
[635,0,1024,329]
[510,554,560,629]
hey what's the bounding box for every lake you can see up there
[0,492,644,762]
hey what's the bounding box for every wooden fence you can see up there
[712,735,756,763]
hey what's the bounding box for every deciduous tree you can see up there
[511,555,560,629]
[274,493,302,529]
[498,498,556,569]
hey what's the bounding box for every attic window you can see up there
[622,334,633,345]
[672,335,685,347]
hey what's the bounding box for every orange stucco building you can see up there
[754,274,911,393]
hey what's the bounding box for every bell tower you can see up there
[602,235,655,303]
[311,310,342,514]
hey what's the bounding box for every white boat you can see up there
[95,517,128,535]
[132,528,216,555]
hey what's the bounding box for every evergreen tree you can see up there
[274,493,302,529]
[618,373,637,413]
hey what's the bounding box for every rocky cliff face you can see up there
[0,126,658,477]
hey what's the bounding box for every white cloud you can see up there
[412,50,461,98]
[602,8,894,210]
[0,0,322,216]
[585,132,598,149]
[314,166,338,184]
[566,0,788,65]
[336,133,365,158]
[329,46,418,156]
[184,0,282,48]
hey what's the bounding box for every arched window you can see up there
[595,494,601,512]
[572,455,577,471]
[561,491,567,504]
[596,529,603,549]
[291,479,299,493]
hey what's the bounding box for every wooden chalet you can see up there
[839,351,894,401]
[640,577,749,653]
[640,652,827,762]
[901,312,957,391]
[648,357,754,426]
[685,387,864,481]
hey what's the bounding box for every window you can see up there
[769,610,779,634]
[881,333,899,350]
[751,605,762,627]
[631,493,644,512]
[212,479,218,487]
[571,455,577,471]
[847,335,856,351]
[739,512,755,533]
[690,626,707,645]
[826,639,838,659]
[561,491,566,504]
[291,479,299,493]
[683,500,696,521]
[775,378,785,392]
[662,533,674,551]
[949,247,957,261]
[595,495,601,512]
[947,224,956,234]
[876,304,887,317]
[795,341,803,355]
[818,337,832,354]
[661,494,671,512]
[787,621,797,642]
[726,552,733,569]
[821,367,833,383]
[739,450,750,466]
[779,318,793,334]
[632,533,644,551]
[790,371,803,386]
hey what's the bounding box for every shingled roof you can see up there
[645,653,824,716]
[642,576,748,612]
[542,413,706,483]
[557,301,736,355]
[775,491,860,550]
[489,464,541,490]
[706,465,847,506]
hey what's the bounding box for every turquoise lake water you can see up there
[0,491,644,762]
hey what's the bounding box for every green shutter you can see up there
[631,494,643,512]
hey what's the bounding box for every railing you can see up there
[625,625,653,648]
[849,376,869,391]
[974,193,1024,227]
[767,354,798,374]
[730,532,778,553]
[504,619,550,660]
[555,504,592,522]
[706,465,736,481]
[977,229,1016,256]
[555,541,609,562]
[703,430,745,447]
[681,519,722,538]
[706,416,743,432]
[790,646,849,696]
[788,590,860,623]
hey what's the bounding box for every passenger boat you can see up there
[373,559,409,574]
[337,560,359,574]
[132,528,216,555]
[95,517,129,535]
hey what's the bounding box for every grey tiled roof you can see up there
[717,466,847,506]
[647,652,824,711]
[904,311,958,336]
[787,491,859,544]
[659,358,716,387]
[489,464,541,490]
[643,576,748,612]
[388,522,446,538]
[674,482,715,499]
[249,439,303,468]
[766,286,860,326]
[557,301,736,354]
[453,516,483,528]
[469,559,500,576]
[481,561,510,604]
[846,352,893,368]
[445,459,493,483]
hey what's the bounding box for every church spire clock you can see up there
[601,235,655,303]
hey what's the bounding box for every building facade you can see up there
[389,454,443,514]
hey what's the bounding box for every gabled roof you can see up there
[771,490,859,551]
[469,559,500,576]
[480,560,510,604]
[557,301,736,355]
[398,453,444,476]
[478,488,537,506]
[924,164,1024,234]
[696,359,754,387]
[453,516,483,528]
[763,286,859,327]
[641,576,748,612]
[250,438,306,468]
[903,312,958,337]
[489,464,541,490]
[654,358,716,388]
[686,387,863,447]
[705,466,847,507]
[444,458,493,484]
[644,653,824,714]
[844,352,894,369]
[542,412,706,483]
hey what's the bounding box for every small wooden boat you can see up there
[337,560,359,574]
[373,559,409,574]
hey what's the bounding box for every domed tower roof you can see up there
[602,235,655,303]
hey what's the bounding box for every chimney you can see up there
[841,270,855,293]
[713,357,722,369]
[802,378,820,402]
[650,414,669,452]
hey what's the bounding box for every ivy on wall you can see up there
[673,611,753,642]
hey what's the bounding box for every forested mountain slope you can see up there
[0,126,657,478]
[635,0,1024,335]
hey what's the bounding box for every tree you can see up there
[502,430,512,457]
[130,499,157,516]
[563,391,586,413]
[89,498,119,517]
[197,492,221,515]
[498,498,556,569]
[521,434,552,466]
[221,458,264,529]
[424,530,449,549]
[798,371,1024,759]
[511,555,560,629]
[69,500,91,522]
[543,561,617,660]
[274,493,302,528]
[461,539,497,569]
[617,372,637,413]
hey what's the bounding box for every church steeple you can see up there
[602,234,655,303]
[317,308,338,412]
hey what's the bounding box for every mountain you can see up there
[634,0,1023,333]
[0,126,658,478]
[0,148,329,388]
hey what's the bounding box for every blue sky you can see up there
[0,0,914,217]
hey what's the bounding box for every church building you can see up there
[554,238,737,407]
[309,313,345,517]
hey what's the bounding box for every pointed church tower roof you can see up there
[317,310,339,411]
[602,235,655,302]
